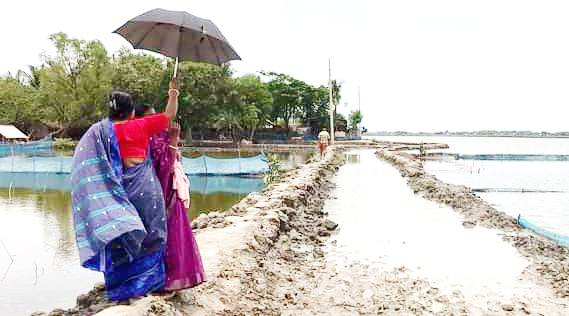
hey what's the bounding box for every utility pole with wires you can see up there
[328,58,335,144]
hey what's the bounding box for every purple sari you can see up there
[150,132,206,290]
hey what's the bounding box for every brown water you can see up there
[188,192,248,220]
[0,187,258,316]
[0,189,100,316]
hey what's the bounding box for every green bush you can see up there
[263,153,283,184]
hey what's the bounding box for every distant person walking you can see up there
[318,128,331,159]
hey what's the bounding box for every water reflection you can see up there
[183,150,312,170]
[326,150,529,300]
[346,153,361,164]
[0,183,262,315]
[425,159,569,235]
[188,191,248,220]
[0,189,101,316]
[0,189,75,261]
[0,150,308,315]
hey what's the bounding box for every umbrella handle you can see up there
[173,57,179,78]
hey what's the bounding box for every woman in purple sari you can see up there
[136,104,206,291]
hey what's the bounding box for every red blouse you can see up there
[113,113,169,159]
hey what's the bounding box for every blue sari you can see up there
[71,119,167,300]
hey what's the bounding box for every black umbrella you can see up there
[113,8,241,77]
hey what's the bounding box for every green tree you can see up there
[335,112,348,132]
[234,74,273,140]
[0,32,351,141]
[239,104,259,140]
[37,33,112,135]
[111,48,165,105]
[263,72,308,132]
[27,66,43,89]
[157,61,235,141]
[0,77,38,127]
[348,110,363,130]
[300,85,329,135]
[331,80,341,106]
[330,79,342,126]
[213,107,242,143]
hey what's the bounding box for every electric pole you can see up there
[328,58,335,144]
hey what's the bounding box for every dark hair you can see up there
[135,103,154,118]
[108,91,134,121]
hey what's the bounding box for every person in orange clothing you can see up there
[318,128,331,159]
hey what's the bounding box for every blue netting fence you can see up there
[182,154,268,175]
[517,215,569,249]
[0,139,54,156]
[0,172,264,195]
[445,153,569,161]
[0,153,268,176]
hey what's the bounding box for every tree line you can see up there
[0,32,362,142]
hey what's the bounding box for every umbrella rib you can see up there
[207,37,222,65]
[195,41,201,62]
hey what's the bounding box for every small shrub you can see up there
[263,153,283,184]
[54,138,76,152]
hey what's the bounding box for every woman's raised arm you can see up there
[164,78,179,120]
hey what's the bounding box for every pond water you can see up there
[325,150,569,313]
[0,150,309,316]
[368,135,569,237]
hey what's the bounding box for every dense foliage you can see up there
[0,33,341,141]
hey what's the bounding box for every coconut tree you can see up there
[213,108,242,143]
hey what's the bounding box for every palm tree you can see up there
[213,109,242,143]
[331,80,342,123]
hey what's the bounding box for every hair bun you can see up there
[108,91,134,121]
[109,99,118,110]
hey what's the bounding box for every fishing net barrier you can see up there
[0,153,269,176]
[444,153,569,161]
[517,215,569,249]
[0,172,264,195]
[0,138,53,156]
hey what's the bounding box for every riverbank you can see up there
[36,145,349,316]
[377,148,569,299]
[36,141,569,315]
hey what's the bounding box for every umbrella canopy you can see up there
[113,8,241,66]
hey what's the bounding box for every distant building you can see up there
[347,128,362,140]
[0,125,29,143]
[335,130,346,140]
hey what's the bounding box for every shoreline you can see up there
[37,145,349,316]
[36,141,569,315]
[376,147,569,299]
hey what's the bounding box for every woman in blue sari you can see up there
[71,78,179,300]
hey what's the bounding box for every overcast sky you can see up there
[2,0,569,132]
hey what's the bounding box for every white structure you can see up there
[0,125,28,142]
